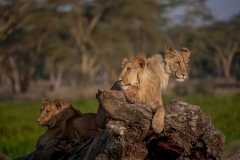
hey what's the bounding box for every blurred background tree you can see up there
[0,0,239,99]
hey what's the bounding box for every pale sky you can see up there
[207,0,240,21]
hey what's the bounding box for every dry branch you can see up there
[17,90,226,160]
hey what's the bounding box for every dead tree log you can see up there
[225,148,240,160]
[17,90,225,160]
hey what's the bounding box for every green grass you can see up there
[0,95,240,159]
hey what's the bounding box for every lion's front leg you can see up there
[35,129,61,149]
[152,106,165,133]
[150,99,165,133]
[123,87,138,104]
[35,132,50,149]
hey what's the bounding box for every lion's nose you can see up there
[37,119,41,123]
[117,80,122,84]
[181,73,186,78]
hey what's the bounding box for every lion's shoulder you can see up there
[147,53,163,64]
[52,107,80,125]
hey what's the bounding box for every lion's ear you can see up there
[52,100,62,110]
[134,57,145,69]
[164,45,174,59]
[42,98,48,105]
[181,47,191,58]
[122,57,128,65]
[59,99,73,109]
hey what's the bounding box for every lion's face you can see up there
[37,99,72,126]
[164,46,190,82]
[118,57,145,90]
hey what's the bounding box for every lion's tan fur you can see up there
[36,99,96,149]
[118,46,190,133]
[147,54,170,90]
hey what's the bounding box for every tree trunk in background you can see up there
[19,73,30,93]
[55,70,63,91]
[8,55,21,94]
[213,54,222,78]
[215,42,239,83]
[49,70,63,91]
[17,90,226,160]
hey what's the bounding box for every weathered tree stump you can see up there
[17,90,226,160]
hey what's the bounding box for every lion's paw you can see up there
[152,119,164,133]
[126,96,136,104]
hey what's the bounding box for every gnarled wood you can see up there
[17,90,225,160]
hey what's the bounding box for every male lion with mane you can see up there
[118,45,190,133]
[36,99,96,149]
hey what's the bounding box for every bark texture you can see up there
[17,90,226,160]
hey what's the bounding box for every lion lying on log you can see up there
[36,99,96,149]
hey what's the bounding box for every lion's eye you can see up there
[127,67,131,72]
[186,63,188,66]
[176,62,180,66]
[45,110,49,114]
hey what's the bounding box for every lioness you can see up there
[118,45,190,133]
[36,99,96,149]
